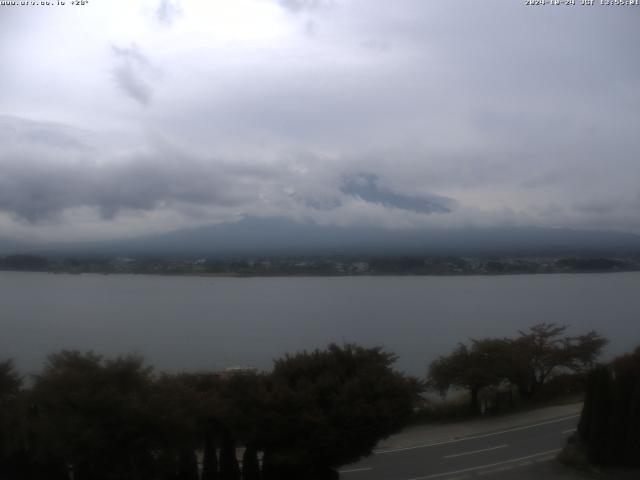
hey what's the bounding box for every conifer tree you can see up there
[202,432,218,480]
[219,431,240,480]
[241,444,260,480]
[178,448,199,480]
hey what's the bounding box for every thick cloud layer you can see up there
[1,0,639,242]
[0,116,453,231]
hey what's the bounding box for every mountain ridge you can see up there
[5,217,640,258]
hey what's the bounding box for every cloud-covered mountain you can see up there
[16,217,640,259]
[2,2,639,244]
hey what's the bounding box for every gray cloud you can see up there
[277,0,334,13]
[111,45,159,106]
[0,155,249,223]
[0,117,461,229]
[0,118,258,223]
[341,174,455,214]
[360,39,391,53]
[156,0,182,26]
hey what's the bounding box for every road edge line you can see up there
[375,414,579,454]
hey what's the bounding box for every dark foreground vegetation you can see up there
[0,325,620,479]
[561,346,640,470]
[427,323,607,415]
[0,344,420,480]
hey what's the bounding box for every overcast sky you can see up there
[1,0,639,243]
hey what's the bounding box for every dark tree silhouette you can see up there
[242,445,260,480]
[508,323,607,398]
[219,430,241,480]
[30,351,156,480]
[150,373,212,480]
[2,345,422,479]
[178,448,199,480]
[0,360,21,399]
[577,346,640,467]
[201,432,218,480]
[260,343,421,478]
[0,359,27,480]
[156,449,179,480]
[428,338,511,414]
[429,324,608,413]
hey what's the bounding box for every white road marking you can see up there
[562,428,577,434]
[405,448,561,480]
[535,455,557,463]
[444,444,508,459]
[375,415,579,454]
[478,465,514,475]
[338,467,373,474]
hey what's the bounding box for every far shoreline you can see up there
[2,268,640,279]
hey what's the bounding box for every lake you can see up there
[1,271,638,377]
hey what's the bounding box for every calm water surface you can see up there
[1,271,638,376]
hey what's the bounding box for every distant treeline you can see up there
[0,255,49,271]
[0,344,420,480]
[1,254,640,276]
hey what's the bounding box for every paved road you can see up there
[340,414,579,480]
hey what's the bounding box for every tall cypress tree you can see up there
[219,431,240,480]
[586,366,612,465]
[607,365,631,465]
[241,445,260,480]
[577,348,640,468]
[626,378,640,467]
[611,348,640,467]
[259,451,275,480]
[577,368,596,441]
[33,457,70,480]
[202,432,218,480]
[177,448,199,480]
[156,449,179,480]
